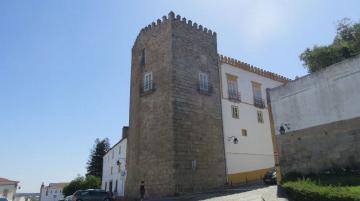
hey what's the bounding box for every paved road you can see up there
[147,184,289,201]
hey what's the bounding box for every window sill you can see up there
[140,88,156,96]
[197,85,213,96]
[228,97,241,102]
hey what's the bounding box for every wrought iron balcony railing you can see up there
[197,83,213,95]
[228,91,241,102]
[254,97,265,108]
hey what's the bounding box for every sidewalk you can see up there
[144,184,289,201]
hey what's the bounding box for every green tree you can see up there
[86,138,110,178]
[63,176,84,196]
[62,175,101,196]
[300,18,360,73]
[81,175,101,189]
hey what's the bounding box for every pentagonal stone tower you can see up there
[125,12,226,198]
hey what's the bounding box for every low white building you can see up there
[39,183,68,201]
[102,127,128,197]
[219,55,289,184]
[0,178,19,201]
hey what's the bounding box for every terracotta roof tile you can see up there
[0,177,19,185]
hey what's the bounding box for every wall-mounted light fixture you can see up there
[228,136,238,144]
[279,123,290,134]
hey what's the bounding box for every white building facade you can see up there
[219,55,288,184]
[101,136,127,197]
[0,178,19,201]
[39,183,68,201]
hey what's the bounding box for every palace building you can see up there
[109,11,290,199]
[219,56,287,185]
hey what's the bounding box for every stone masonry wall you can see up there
[125,12,226,199]
[125,14,175,198]
[171,15,226,193]
[276,116,360,176]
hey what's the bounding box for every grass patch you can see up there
[282,172,360,201]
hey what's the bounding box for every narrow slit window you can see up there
[140,49,145,66]
[257,110,264,123]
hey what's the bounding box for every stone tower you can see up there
[125,12,226,198]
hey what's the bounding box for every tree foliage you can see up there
[86,138,110,178]
[62,175,101,196]
[300,18,360,73]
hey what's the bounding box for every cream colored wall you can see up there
[101,138,127,197]
[220,63,283,176]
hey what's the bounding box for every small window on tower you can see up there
[198,72,209,92]
[140,49,145,66]
[144,72,153,92]
[231,105,239,119]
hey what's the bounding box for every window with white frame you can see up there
[199,72,209,91]
[227,74,239,99]
[231,105,239,119]
[252,82,262,100]
[144,72,153,91]
[257,110,264,123]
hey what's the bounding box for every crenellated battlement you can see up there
[139,11,216,38]
[219,55,291,83]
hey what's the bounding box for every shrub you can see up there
[282,176,360,201]
[63,175,101,196]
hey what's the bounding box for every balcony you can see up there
[140,83,156,96]
[228,91,241,102]
[254,97,265,108]
[197,83,213,95]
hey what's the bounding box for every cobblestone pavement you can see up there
[147,184,289,201]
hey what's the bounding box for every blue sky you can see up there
[1,0,359,193]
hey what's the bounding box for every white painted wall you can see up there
[0,184,17,201]
[14,197,26,201]
[39,185,65,201]
[270,55,360,134]
[221,63,283,174]
[101,138,127,197]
